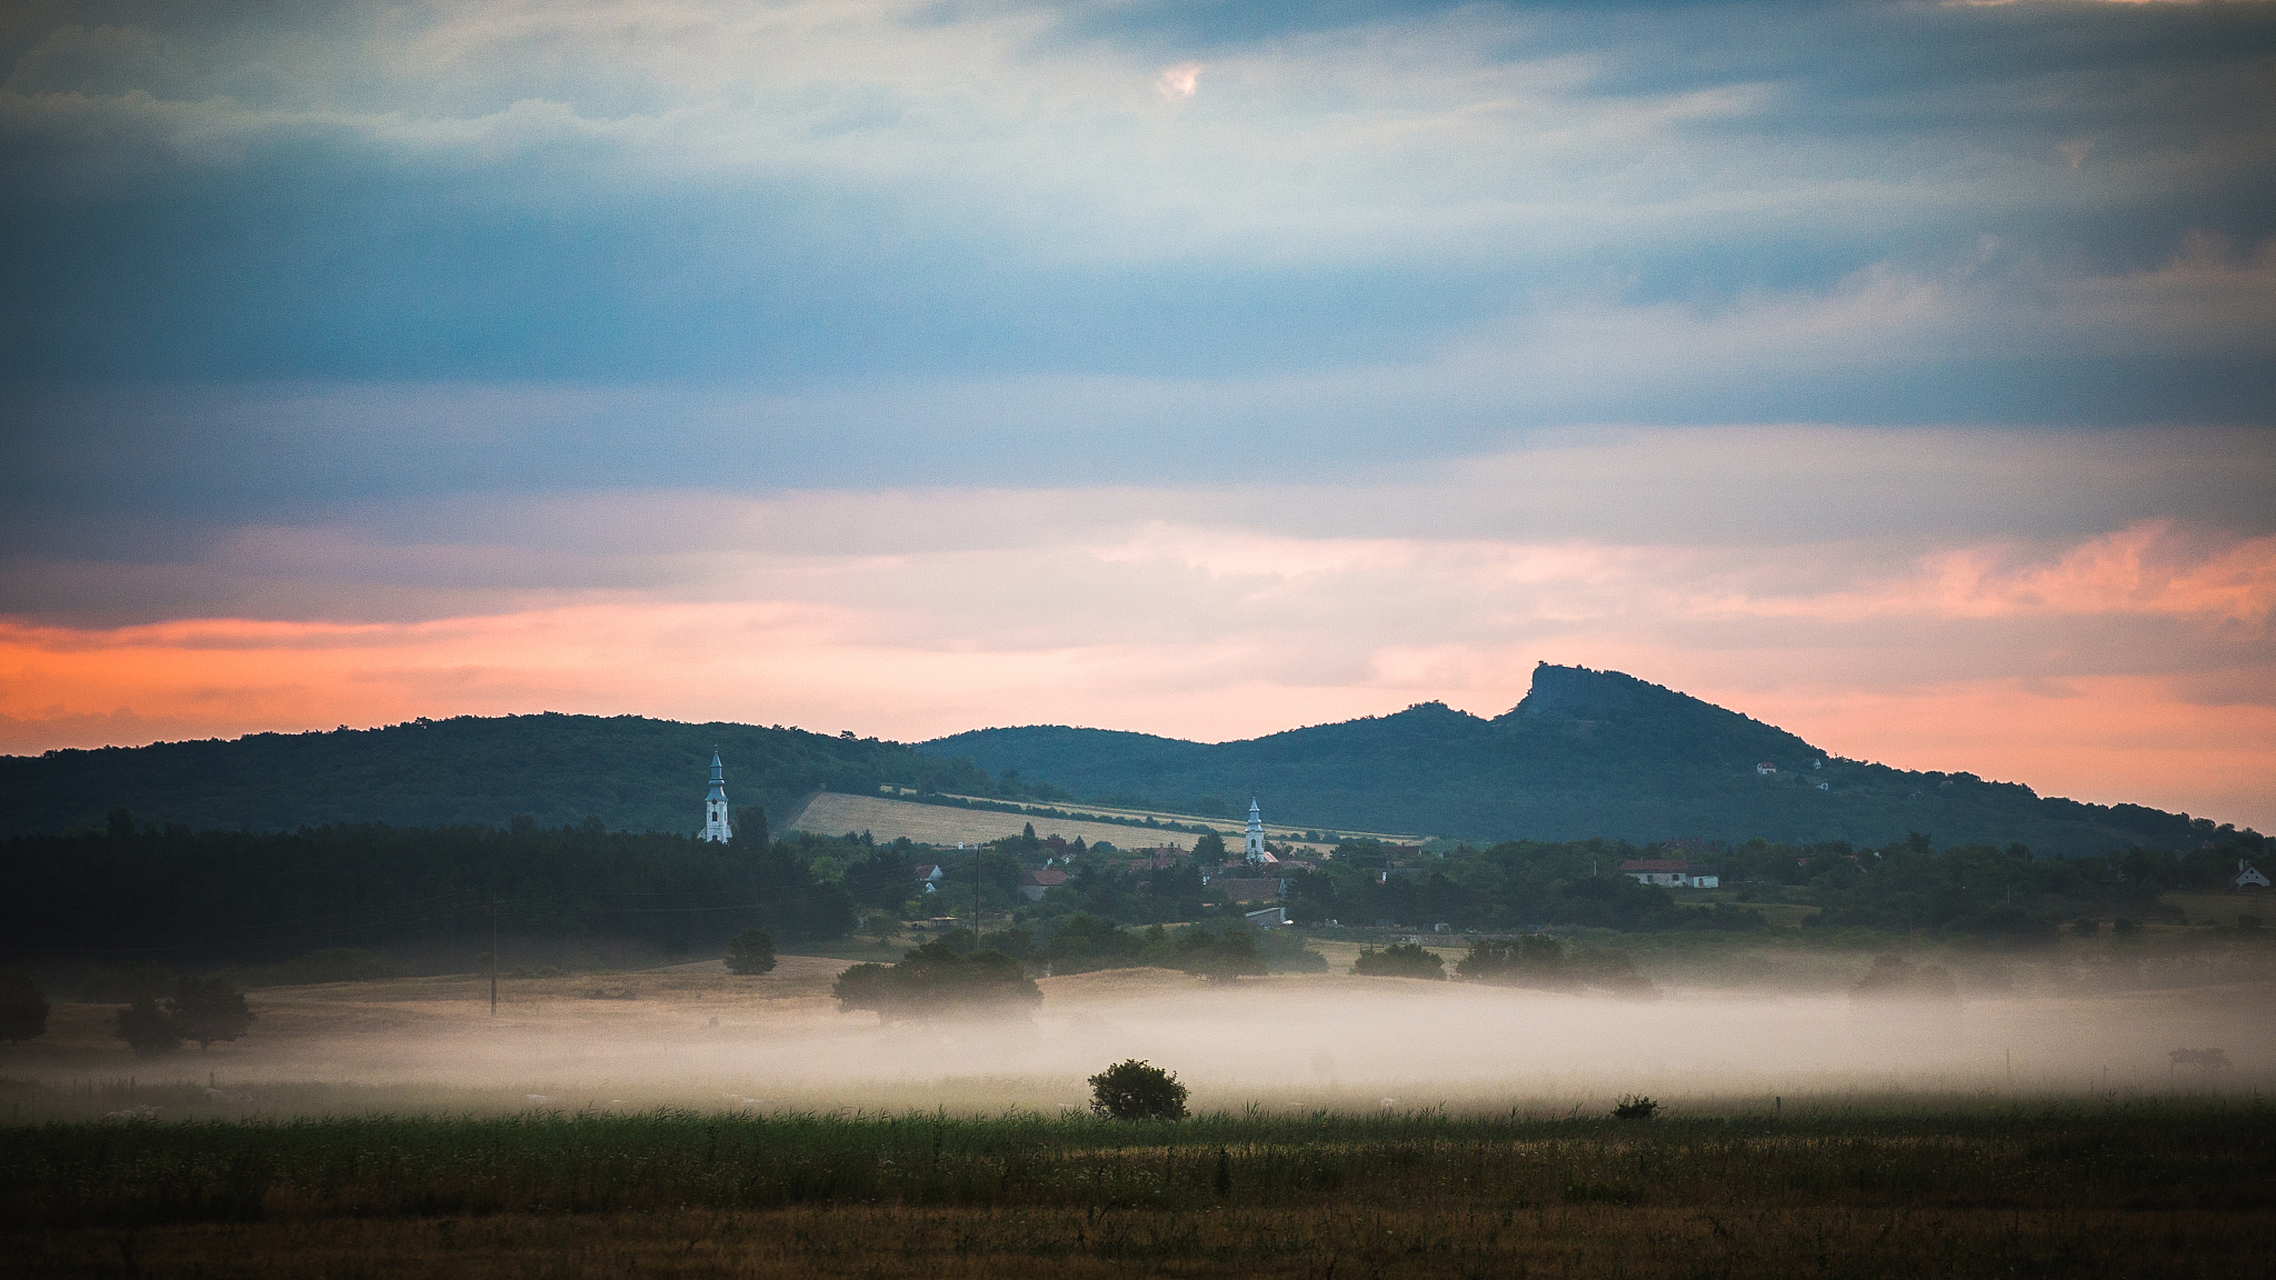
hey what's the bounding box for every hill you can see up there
[919,664,2221,857]
[0,713,991,840]
[0,666,2233,857]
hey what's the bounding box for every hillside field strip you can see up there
[790,790,1421,852]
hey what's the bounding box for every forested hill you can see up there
[921,665,2219,858]
[0,714,991,840]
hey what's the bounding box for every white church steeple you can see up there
[1244,796,1265,863]
[701,749,733,843]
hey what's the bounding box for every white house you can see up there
[2237,860,2271,891]
[1618,858,1689,887]
[911,863,946,893]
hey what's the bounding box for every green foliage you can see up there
[1088,1059,1189,1122]
[170,975,254,1049]
[1164,925,1267,982]
[1352,942,1445,980]
[831,937,1042,1023]
[1455,934,1570,987]
[1191,831,1227,861]
[724,929,777,975]
[0,967,49,1041]
[113,995,180,1057]
[2,819,858,967]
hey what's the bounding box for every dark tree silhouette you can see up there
[724,928,777,975]
[170,976,254,1050]
[1088,1059,1189,1122]
[1353,942,1446,980]
[114,996,180,1058]
[0,967,50,1042]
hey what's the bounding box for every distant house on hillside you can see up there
[2237,860,2271,891]
[911,863,945,894]
[1755,762,1778,776]
[1619,858,1689,887]
[1016,866,1068,901]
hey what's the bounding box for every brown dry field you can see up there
[788,791,1365,855]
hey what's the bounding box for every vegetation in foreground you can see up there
[2,1098,2271,1277]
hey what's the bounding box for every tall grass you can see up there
[5,1097,2272,1229]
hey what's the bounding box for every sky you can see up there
[1,0,2272,833]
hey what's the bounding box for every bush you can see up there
[1352,942,1445,980]
[0,967,50,1042]
[1611,1095,1659,1121]
[1167,926,1267,982]
[1088,1059,1189,1122]
[724,928,778,975]
[114,996,180,1058]
[1455,934,1569,987]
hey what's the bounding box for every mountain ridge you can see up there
[0,665,2230,856]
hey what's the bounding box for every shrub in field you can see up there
[1456,934,1571,987]
[724,928,778,975]
[833,936,1041,1022]
[1352,942,1445,980]
[0,966,50,1041]
[1088,1058,1189,1121]
[1166,926,1267,982]
[114,996,180,1057]
[1850,953,1959,1001]
[171,976,253,1050]
[1611,1094,1659,1120]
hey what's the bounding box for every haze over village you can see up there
[2,1,2272,1275]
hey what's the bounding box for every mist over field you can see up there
[19,962,2272,1122]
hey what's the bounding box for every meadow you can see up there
[4,1097,2272,1277]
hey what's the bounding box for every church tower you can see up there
[1244,796,1265,863]
[701,750,733,843]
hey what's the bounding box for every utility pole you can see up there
[488,900,500,1016]
[973,843,982,944]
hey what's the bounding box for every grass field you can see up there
[4,1100,2271,1277]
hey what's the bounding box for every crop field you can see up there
[5,1099,2273,1277]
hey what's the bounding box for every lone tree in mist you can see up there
[0,967,50,1042]
[1089,1059,1189,1122]
[171,976,254,1050]
[114,996,181,1058]
[1352,942,1445,980]
[724,928,778,975]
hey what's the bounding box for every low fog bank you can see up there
[14,970,2271,1120]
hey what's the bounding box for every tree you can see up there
[0,967,50,1042]
[79,961,172,1004]
[114,996,180,1058]
[1088,1059,1189,1122]
[1192,832,1228,862]
[171,976,254,1049]
[832,937,1042,1023]
[1353,942,1445,980]
[725,928,778,975]
[1167,926,1267,982]
[733,805,770,850]
[1455,935,1570,988]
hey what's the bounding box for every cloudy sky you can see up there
[2,0,2272,831]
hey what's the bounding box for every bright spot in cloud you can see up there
[1156,62,1202,100]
